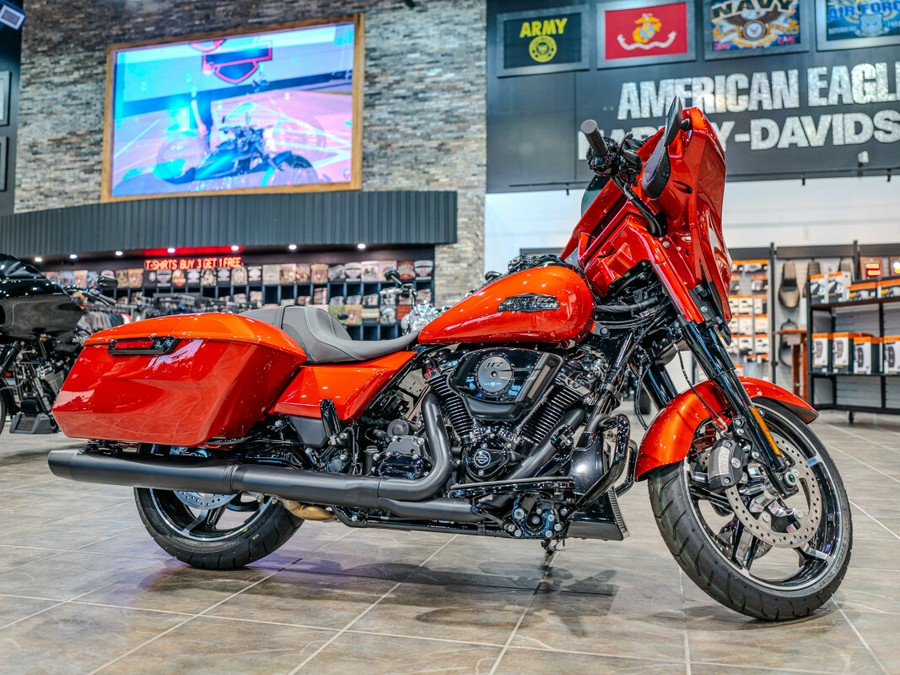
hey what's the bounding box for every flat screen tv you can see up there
[101,16,363,201]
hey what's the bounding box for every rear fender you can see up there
[634,377,816,481]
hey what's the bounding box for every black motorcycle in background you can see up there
[0,256,115,435]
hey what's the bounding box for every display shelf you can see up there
[44,247,437,343]
[812,295,900,310]
[807,290,900,421]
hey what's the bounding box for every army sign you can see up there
[497,6,589,77]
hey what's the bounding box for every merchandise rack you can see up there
[42,247,436,342]
[807,294,900,422]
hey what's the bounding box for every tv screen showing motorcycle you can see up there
[101,16,363,201]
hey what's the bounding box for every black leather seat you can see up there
[243,306,419,364]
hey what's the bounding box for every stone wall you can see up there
[14,0,485,303]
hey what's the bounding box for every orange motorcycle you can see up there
[49,99,851,620]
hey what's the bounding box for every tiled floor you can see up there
[0,411,898,674]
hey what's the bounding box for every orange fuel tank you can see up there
[419,266,594,345]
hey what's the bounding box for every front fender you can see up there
[634,377,817,481]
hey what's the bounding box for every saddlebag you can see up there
[52,313,306,446]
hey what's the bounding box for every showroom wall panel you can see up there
[13,0,485,304]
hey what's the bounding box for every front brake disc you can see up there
[725,438,822,548]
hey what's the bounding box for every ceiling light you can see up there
[115,250,124,257]
[231,245,240,252]
[288,244,297,251]
[34,256,43,263]
[167,247,177,254]
[357,243,366,250]
[69,254,78,260]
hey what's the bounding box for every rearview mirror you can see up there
[97,275,118,291]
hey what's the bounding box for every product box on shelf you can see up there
[753,295,767,314]
[879,278,900,298]
[884,336,900,374]
[754,314,769,334]
[728,296,739,315]
[262,264,280,285]
[397,260,416,281]
[380,306,397,324]
[737,334,753,353]
[853,336,881,374]
[414,260,434,278]
[753,334,769,358]
[736,314,752,334]
[826,271,852,303]
[743,260,768,274]
[832,332,867,371]
[360,261,381,282]
[280,264,297,284]
[848,281,879,301]
[343,262,361,281]
[310,264,329,285]
[344,305,363,326]
[750,275,768,293]
[811,333,831,372]
[808,274,827,304]
[231,266,248,286]
[736,296,753,314]
[328,264,346,282]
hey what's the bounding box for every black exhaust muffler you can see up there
[48,394,485,523]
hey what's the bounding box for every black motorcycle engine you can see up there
[425,346,607,483]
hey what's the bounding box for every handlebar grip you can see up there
[580,119,609,157]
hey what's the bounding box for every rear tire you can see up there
[135,488,303,570]
[648,401,851,620]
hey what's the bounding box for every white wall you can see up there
[484,175,900,273]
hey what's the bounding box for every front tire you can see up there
[135,488,303,570]
[648,401,852,620]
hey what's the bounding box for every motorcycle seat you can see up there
[242,306,419,364]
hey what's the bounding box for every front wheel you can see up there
[648,401,851,620]
[135,488,303,569]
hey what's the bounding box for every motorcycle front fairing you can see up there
[564,108,731,324]
[567,108,816,478]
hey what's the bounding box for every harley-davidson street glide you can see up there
[48,100,851,620]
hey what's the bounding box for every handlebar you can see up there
[64,286,117,306]
[580,119,609,157]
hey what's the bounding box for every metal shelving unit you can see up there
[115,276,435,341]
[807,294,900,422]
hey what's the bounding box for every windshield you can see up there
[0,255,47,280]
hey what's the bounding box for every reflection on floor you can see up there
[0,411,898,673]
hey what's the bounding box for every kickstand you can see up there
[542,537,565,558]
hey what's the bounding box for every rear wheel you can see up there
[648,401,851,620]
[135,488,302,569]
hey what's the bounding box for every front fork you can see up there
[653,320,796,497]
